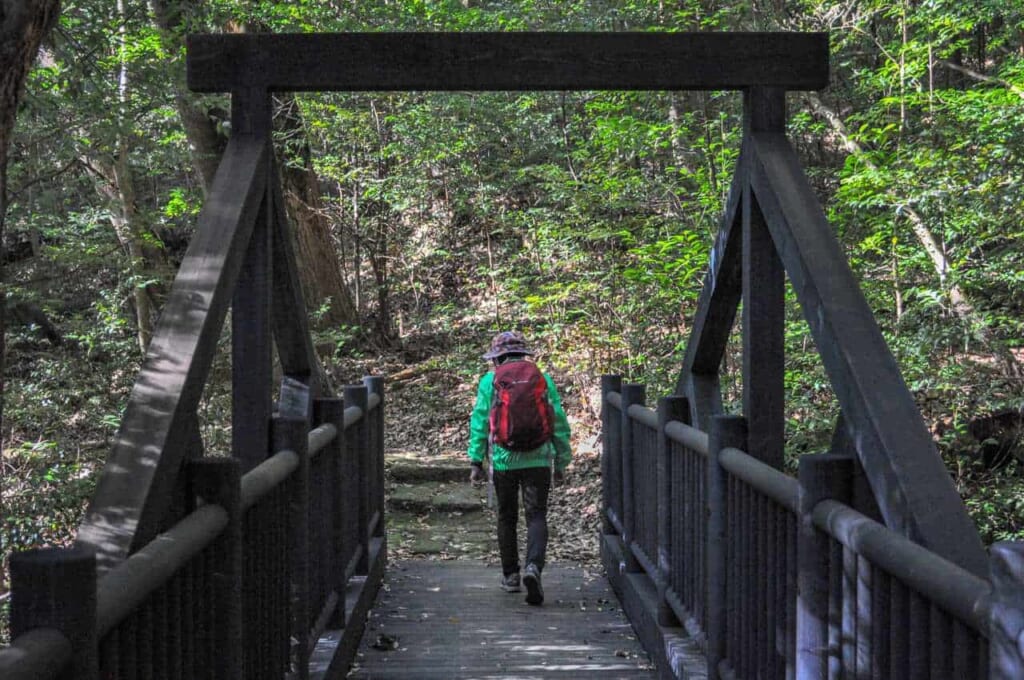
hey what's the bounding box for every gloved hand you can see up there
[553,469,566,487]
[469,463,486,485]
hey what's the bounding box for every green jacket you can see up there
[467,368,572,472]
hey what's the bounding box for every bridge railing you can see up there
[0,379,385,680]
[602,377,1024,679]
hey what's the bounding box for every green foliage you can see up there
[3,4,1024,640]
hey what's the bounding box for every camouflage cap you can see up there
[482,331,535,360]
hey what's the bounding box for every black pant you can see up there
[492,466,551,577]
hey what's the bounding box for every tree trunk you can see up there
[0,0,62,595]
[149,0,226,194]
[90,144,165,351]
[275,97,359,328]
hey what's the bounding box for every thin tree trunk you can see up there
[88,145,164,351]
[804,91,1021,375]
[804,92,971,312]
[368,99,394,346]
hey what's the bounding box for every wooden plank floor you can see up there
[348,559,657,679]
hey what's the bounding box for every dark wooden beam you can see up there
[674,142,746,430]
[232,187,273,473]
[187,32,829,93]
[748,130,987,577]
[268,164,326,396]
[742,88,786,470]
[78,137,268,570]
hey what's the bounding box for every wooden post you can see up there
[10,545,98,679]
[707,415,747,680]
[363,376,386,538]
[742,86,786,472]
[344,384,371,574]
[273,414,310,679]
[314,396,347,628]
[601,375,623,536]
[657,395,688,627]
[796,453,853,679]
[620,383,646,573]
[188,458,243,680]
[230,86,274,474]
[990,541,1024,680]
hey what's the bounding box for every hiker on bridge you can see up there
[467,331,572,605]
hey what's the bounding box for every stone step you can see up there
[387,510,495,558]
[388,481,486,514]
[386,451,469,484]
[388,462,468,484]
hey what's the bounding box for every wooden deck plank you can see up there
[347,560,657,678]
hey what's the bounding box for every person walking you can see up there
[467,331,572,605]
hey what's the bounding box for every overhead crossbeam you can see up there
[187,32,828,93]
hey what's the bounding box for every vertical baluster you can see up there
[100,628,119,678]
[601,375,623,534]
[657,396,687,627]
[344,384,370,575]
[181,559,194,680]
[190,458,243,680]
[279,482,292,676]
[120,611,139,680]
[827,538,843,680]
[737,481,748,677]
[168,575,182,680]
[10,545,98,679]
[684,443,693,613]
[871,568,890,678]
[776,502,789,679]
[908,589,930,678]
[796,453,851,679]
[785,512,797,680]
[725,475,736,665]
[246,513,259,678]
[273,414,310,679]
[316,396,347,628]
[855,554,872,677]
[929,605,952,680]
[756,494,768,676]
[138,597,154,680]
[620,383,645,573]
[841,544,857,677]
[952,619,977,679]
[979,637,991,679]
[671,440,682,611]
[765,497,778,675]
[367,376,386,539]
[688,442,697,616]
[889,579,909,679]
[707,415,746,680]
[155,587,170,680]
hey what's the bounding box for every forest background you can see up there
[0,0,1023,632]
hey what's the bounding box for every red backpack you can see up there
[489,361,555,452]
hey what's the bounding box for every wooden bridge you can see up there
[3,32,1024,679]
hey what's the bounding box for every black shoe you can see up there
[523,563,543,605]
[501,572,521,593]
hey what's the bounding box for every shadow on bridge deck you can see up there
[337,560,656,679]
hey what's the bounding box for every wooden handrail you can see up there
[813,499,992,633]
